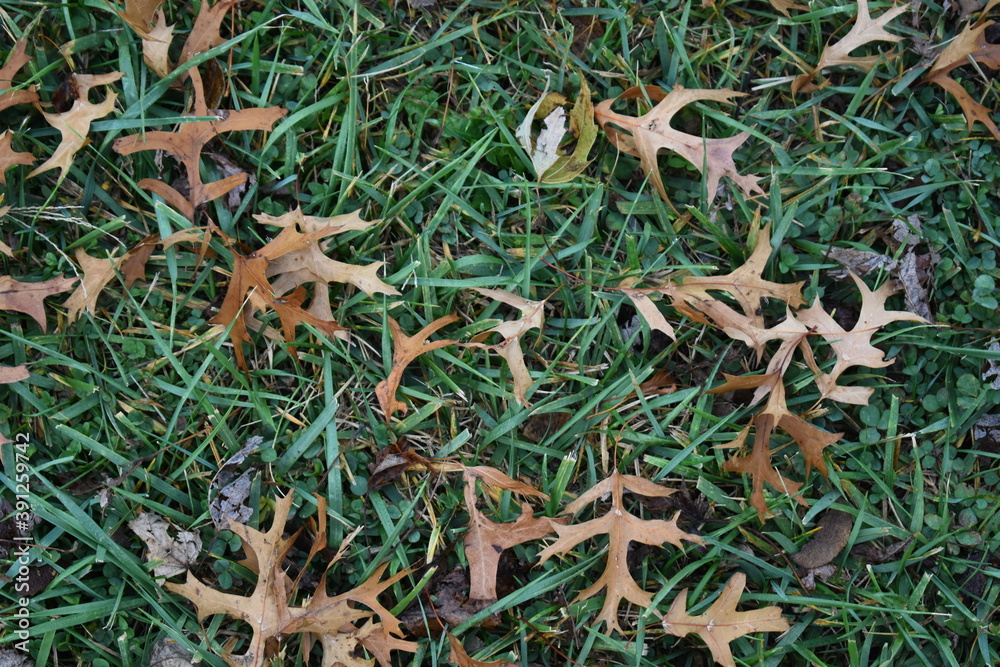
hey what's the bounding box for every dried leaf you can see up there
[114,69,286,219]
[0,40,39,113]
[0,365,29,384]
[463,467,553,600]
[375,314,459,419]
[29,73,123,179]
[517,79,597,183]
[128,511,202,579]
[792,0,907,94]
[142,11,176,79]
[166,490,415,667]
[180,0,240,70]
[256,208,399,322]
[794,273,927,405]
[538,471,703,633]
[662,573,790,667]
[0,274,77,331]
[448,634,517,667]
[64,248,126,324]
[595,85,761,201]
[467,289,545,406]
[0,130,35,184]
[116,0,167,38]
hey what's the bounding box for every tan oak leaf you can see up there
[0,274,77,331]
[595,85,761,201]
[29,73,123,180]
[467,289,545,406]
[538,471,703,634]
[663,573,790,667]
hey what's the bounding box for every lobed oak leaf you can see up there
[538,470,703,634]
[64,248,127,324]
[462,466,554,600]
[29,72,123,180]
[595,85,761,201]
[467,289,545,406]
[0,130,35,184]
[794,273,926,405]
[662,572,790,667]
[256,208,399,322]
[0,274,77,331]
[116,0,167,38]
[792,0,907,94]
[114,69,286,219]
[448,634,517,667]
[180,0,240,71]
[167,491,414,667]
[375,314,459,420]
[921,0,1000,140]
[0,40,39,113]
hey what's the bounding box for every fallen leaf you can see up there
[794,273,927,405]
[120,233,161,287]
[516,79,597,183]
[538,470,703,634]
[0,365,29,384]
[595,85,761,201]
[114,69,286,219]
[792,0,907,94]
[29,72,124,179]
[179,0,240,71]
[662,572,790,667]
[142,11,176,79]
[463,466,554,600]
[448,634,517,667]
[0,40,39,113]
[166,490,416,667]
[375,314,459,420]
[0,130,35,184]
[116,0,167,38]
[922,1,1000,139]
[467,289,545,406]
[64,248,127,324]
[0,274,78,331]
[128,511,202,579]
[256,208,399,322]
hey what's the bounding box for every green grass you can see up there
[2,0,1000,665]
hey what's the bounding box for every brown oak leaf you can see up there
[595,85,761,201]
[462,466,554,600]
[792,0,907,94]
[538,471,703,634]
[29,72,123,180]
[166,491,416,667]
[662,572,790,667]
[0,40,39,113]
[921,0,1000,140]
[466,289,545,406]
[374,314,459,420]
[64,248,127,324]
[794,273,927,405]
[256,208,399,322]
[114,69,286,219]
[0,274,77,331]
[0,130,35,183]
[448,634,516,667]
[209,224,346,370]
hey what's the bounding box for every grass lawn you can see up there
[1,0,999,665]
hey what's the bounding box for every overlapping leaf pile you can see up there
[625,224,925,518]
